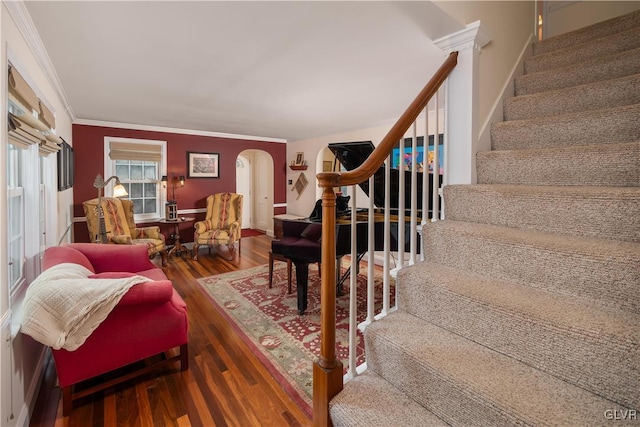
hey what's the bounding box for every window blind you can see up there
[8,113,43,149]
[39,139,62,156]
[109,142,162,162]
[7,64,61,155]
[8,65,39,113]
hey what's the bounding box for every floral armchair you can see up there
[83,197,168,266]
[193,193,243,260]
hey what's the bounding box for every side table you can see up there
[160,217,195,258]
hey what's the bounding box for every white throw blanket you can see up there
[20,263,150,351]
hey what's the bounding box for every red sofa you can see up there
[41,243,188,415]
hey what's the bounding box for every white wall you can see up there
[546,1,640,38]
[1,2,74,425]
[287,123,392,217]
[288,1,535,213]
[433,1,535,132]
[287,109,446,216]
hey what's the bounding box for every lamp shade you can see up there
[113,183,128,198]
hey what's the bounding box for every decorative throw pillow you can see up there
[111,235,133,244]
[300,223,322,243]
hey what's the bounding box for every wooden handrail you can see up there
[317,51,458,191]
[312,51,458,427]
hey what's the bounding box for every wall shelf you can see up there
[289,165,308,171]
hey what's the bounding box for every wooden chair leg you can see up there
[193,243,199,260]
[268,251,275,288]
[287,259,293,294]
[62,385,73,416]
[180,343,189,371]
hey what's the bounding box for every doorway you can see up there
[236,150,274,234]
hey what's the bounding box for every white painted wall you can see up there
[1,3,74,425]
[288,1,535,213]
[287,123,392,217]
[433,1,535,134]
[546,0,640,38]
[287,109,446,216]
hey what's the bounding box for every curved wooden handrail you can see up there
[313,51,458,427]
[317,51,458,191]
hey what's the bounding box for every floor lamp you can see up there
[93,173,128,243]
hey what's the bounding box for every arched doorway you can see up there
[236,150,274,233]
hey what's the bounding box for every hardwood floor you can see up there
[30,235,312,427]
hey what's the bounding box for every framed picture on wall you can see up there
[187,151,219,178]
[57,140,74,191]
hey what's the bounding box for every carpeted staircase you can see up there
[330,10,639,426]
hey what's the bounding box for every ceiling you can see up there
[25,1,463,142]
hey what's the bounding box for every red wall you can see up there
[72,124,287,243]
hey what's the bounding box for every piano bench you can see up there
[269,251,293,294]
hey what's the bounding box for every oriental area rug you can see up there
[196,262,391,417]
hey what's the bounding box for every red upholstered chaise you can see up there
[40,243,188,416]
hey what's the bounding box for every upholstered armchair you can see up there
[193,193,243,260]
[83,197,168,267]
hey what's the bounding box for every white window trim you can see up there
[103,137,167,222]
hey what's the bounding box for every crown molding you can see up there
[4,0,75,121]
[73,118,288,143]
[434,20,492,53]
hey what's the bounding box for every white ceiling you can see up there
[25,1,462,142]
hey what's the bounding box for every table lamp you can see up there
[162,174,185,220]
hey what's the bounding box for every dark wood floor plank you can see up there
[30,235,311,426]
[190,354,232,427]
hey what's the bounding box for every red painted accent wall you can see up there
[72,124,287,243]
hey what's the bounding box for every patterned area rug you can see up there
[196,262,390,417]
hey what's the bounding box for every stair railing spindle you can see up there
[314,51,458,426]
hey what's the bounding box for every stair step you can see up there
[365,311,633,426]
[476,141,640,187]
[526,26,640,74]
[515,47,640,96]
[443,184,640,243]
[421,220,640,313]
[330,371,447,427]
[397,262,640,408]
[533,9,640,56]
[492,104,640,151]
[504,73,640,121]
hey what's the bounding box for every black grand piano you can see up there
[274,140,442,314]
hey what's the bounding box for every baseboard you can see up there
[14,347,50,427]
[478,33,534,151]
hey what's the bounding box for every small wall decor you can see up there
[187,151,219,178]
[294,152,305,166]
[57,140,74,191]
[292,172,308,199]
[323,160,333,172]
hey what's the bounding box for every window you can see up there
[7,144,24,294]
[39,157,46,253]
[105,137,167,221]
[115,160,158,215]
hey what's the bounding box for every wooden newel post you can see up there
[313,172,343,427]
